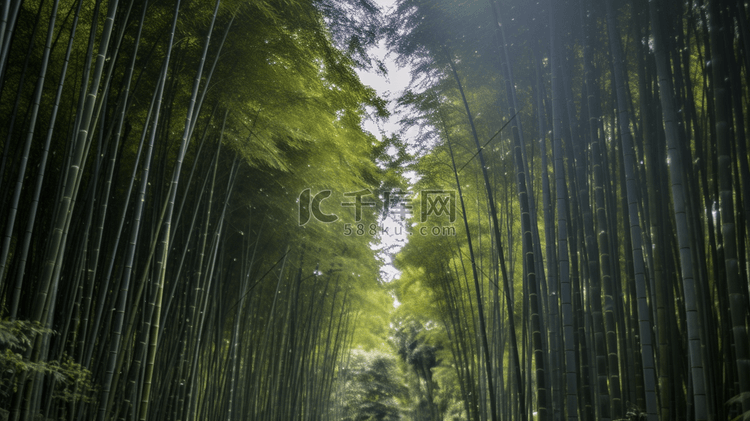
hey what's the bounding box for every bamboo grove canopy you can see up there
[0,0,748,420]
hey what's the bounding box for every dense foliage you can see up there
[0,0,748,420]
[385,0,750,420]
[0,0,397,420]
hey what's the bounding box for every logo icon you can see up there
[298,189,338,225]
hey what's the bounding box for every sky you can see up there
[356,45,412,142]
[354,0,412,143]
[353,0,413,289]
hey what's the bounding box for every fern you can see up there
[0,319,52,350]
[0,319,95,403]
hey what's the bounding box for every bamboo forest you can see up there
[1,0,750,419]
